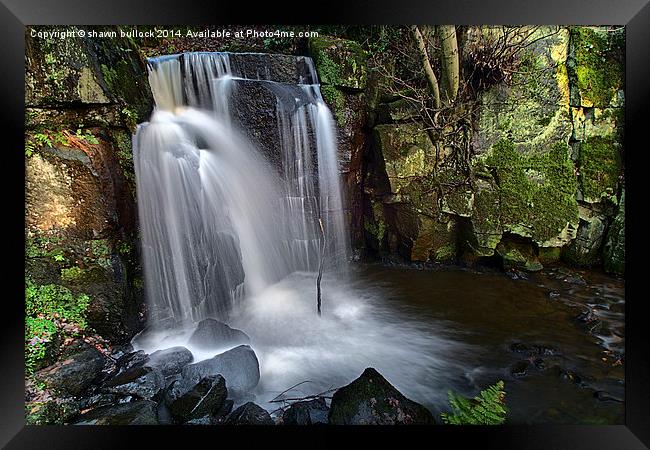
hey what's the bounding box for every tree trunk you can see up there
[412,25,441,109]
[438,25,460,103]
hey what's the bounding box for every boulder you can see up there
[225,402,274,425]
[75,400,159,425]
[282,397,329,425]
[35,340,106,397]
[102,365,165,400]
[165,375,228,423]
[181,345,260,393]
[187,318,250,350]
[146,346,194,377]
[328,367,435,425]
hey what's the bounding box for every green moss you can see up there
[485,139,579,245]
[572,27,624,107]
[25,279,91,374]
[320,85,346,127]
[309,36,368,90]
[578,135,621,202]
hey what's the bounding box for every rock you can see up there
[26,398,80,425]
[35,340,106,397]
[593,391,623,402]
[308,36,368,90]
[103,365,165,400]
[510,361,530,378]
[187,318,250,350]
[165,375,228,423]
[146,346,194,377]
[564,207,607,267]
[114,350,149,375]
[75,400,159,425]
[181,345,260,394]
[603,189,625,275]
[328,367,435,425]
[496,240,543,272]
[509,342,559,357]
[282,397,329,425]
[225,402,274,425]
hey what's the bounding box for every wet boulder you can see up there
[165,375,228,423]
[102,365,165,400]
[282,397,329,425]
[181,345,260,394]
[187,318,250,350]
[75,400,159,425]
[225,402,274,425]
[328,368,435,425]
[146,346,194,377]
[35,340,107,397]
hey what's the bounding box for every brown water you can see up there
[350,263,625,424]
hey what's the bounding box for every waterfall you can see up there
[133,52,350,327]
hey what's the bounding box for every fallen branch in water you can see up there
[316,218,325,316]
[268,387,339,416]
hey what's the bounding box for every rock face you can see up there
[328,368,435,425]
[225,402,274,425]
[181,345,260,394]
[75,400,159,425]
[187,319,250,350]
[305,28,624,273]
[147,346,194,377]
[35,340,107,397]
[165,375,228,423]
[282,397,329,425]
[25,26,152,345]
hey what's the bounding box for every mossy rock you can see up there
[328,368,435,425]
[570,26,624,108]
[563,209,607,267]
[410,214,457,262]
[577,135,621,204]
[603,189,625,275]
[26,398,80,425]
[469,178,503,256]
[374,123,435,194]
[496,240,543,272]
[309,36,368,90]
[484,139,579,246]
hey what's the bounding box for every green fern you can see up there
[441,380,507,425]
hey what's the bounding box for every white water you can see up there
[133,52,464,413]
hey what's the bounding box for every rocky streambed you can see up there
[25,263,624,426]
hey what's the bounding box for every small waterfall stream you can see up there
[134,52,349,325]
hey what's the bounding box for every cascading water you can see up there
[134,52,349,325]
[132,52,467,413]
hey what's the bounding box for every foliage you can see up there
[25,128,99,157]
[24,279,91,374]
[441,380,507,425]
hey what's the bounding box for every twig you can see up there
[316,218,325,316]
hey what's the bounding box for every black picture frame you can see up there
[2,0,648,448]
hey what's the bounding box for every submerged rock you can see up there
[35,340,107,397]
[328,367,435,425]
[225,402,274,425]
[165,375,228,423]
[75,400,159,425]
[181,345,260,394]
[282,397,329,425]
[188,318,250,350]
[147,346,194,377]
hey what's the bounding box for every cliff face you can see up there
[25,26,153,343]
[309,27,624,275]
